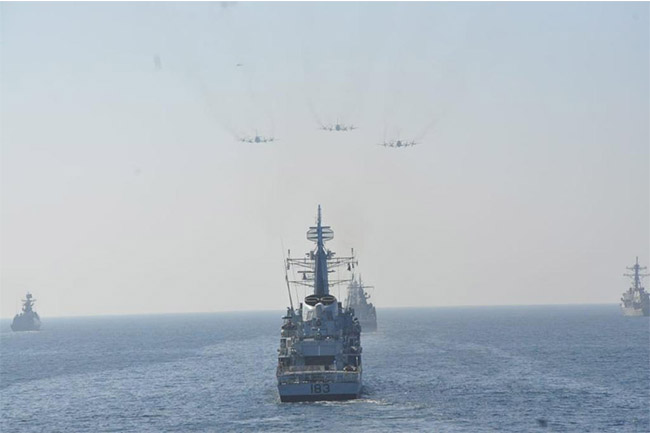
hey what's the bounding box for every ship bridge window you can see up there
[304,356,335,366]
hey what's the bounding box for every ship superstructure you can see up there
[277,206,362,402]
[11,292,41,332]
[620,257,649,317]
[344,275,377,332]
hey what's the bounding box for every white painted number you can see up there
[310,384,330,394]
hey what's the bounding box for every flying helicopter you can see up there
[319,116,358,132]
[320,122,358,132]
[239,132,276,143]
[378,139,418,148]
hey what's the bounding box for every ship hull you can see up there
[10,313,41,332]
[621,306,649,317]
[277,381,361,402]
[10,318,41,332]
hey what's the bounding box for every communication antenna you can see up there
[624,256,649,290]
[281,240,294,310]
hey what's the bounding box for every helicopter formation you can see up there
[225,55,423,149]
[238,122,418,148]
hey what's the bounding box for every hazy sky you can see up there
[1,2,648,318]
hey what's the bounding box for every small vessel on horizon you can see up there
[344,274,377,332]
[11,292,42,332]
[620,257,649,317]
[276,206,363,402]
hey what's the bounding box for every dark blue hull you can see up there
[11,314,41,332]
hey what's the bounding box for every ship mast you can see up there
[285,205,357,297]
[313,205,329,296]
[624,257,649,290]
[22,293,36,313]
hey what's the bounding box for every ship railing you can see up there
[276,369,361,385]
[281,365,336,372]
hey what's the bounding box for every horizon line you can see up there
[0,302,620,320]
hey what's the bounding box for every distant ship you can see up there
[620,257,649,317]
[11,292,41,331]
[344,274,377,332]
[276,206,362,402]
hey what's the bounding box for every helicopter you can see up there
[239,133,276,143]
[378,139,418,148]
[320,122,358,132]
[319,116,358,132]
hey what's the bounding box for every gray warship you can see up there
[11,292,41,331]
[620,257,649,317]
[344,274,377,332]
[277,206,362,402]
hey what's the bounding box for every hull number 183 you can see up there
[310,384,330,394]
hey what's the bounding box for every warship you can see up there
[620,257,649,317]
[11,292,41,331]
[277,206,362,402]
[344,274,377,332]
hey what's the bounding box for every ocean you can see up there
[1,305,648,432]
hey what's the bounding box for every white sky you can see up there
[1,2,648,317]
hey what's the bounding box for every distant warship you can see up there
[620,257,649,317]
[277,206,362,402]
[344,274,377,332]
[11,292,41,331]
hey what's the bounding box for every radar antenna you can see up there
[285,205,358,296]
[624,256,649,290]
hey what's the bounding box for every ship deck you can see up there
[277,368,361,385]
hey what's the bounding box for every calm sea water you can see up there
[1,305,648,432]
